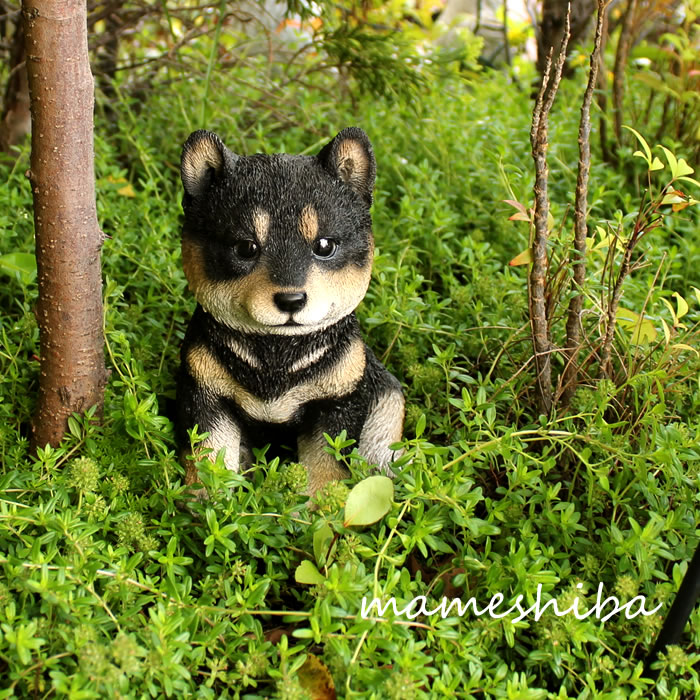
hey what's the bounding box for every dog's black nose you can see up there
[274,292,307,313]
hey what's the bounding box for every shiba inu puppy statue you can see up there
[176,127,404,495]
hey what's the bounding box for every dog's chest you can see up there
[185,317,367,424]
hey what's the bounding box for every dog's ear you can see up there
[317,127,376,205]
[181,130,237,198]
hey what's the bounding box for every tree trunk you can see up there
[537,0,596,79]
[0,10,31,153]
[23,0,107,450]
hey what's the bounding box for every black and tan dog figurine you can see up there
[176,127,404,495]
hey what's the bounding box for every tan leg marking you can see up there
[298,430,350,496]
[358,390,405,474]
[185,412,242,484]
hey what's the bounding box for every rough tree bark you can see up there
[559,0,609,409]
[22,0,107,449]
[529,13,570,417]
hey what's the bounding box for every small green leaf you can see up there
[295,560,326,585]
[623,125,652,163]
[675,158,694,177]
[67,416,82,439]
[415,413,426,438]
[343,476,394,527]
[659,145,678,177]
[312,523,334,568]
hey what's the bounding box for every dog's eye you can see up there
[233,240,259,259]
[313,238,337,259]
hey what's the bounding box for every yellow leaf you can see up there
[631,319,657,345]
[659,145,678,175]
[673,292,689,320]
[617,308,657,345]
[118,184,136,198]
[693,287,700,306]
[508,248,533,266]
[107,175,128,184]
[661,191,685,205]
[594,233,614,250]
[617,308,640,324]
[298,654,336,700]
[660,297,678,325]
[671,343,699,356]
[660,318,671,345]
[547,211,555,232]
[676,158,694,177]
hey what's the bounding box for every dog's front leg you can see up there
[177,363,249,490]
[297,398,365,496]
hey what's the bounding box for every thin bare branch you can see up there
[528,7,570,417]
[559,0,610,409]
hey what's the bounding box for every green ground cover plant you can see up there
[1,55,699,698]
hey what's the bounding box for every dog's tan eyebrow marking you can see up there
[299,204,319,243]
[252,208,270,245]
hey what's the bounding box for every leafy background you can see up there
[0,1,699,697]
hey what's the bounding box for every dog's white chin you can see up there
[244,319,339,336]
[209,309,342,336]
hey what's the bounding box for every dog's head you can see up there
[180,128,376,335]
